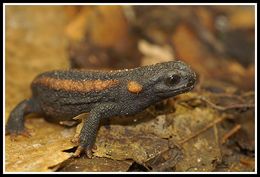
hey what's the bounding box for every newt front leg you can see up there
[74,103,118,158]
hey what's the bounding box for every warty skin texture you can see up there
[6,60,196,158]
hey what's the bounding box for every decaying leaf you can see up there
[5,118,75,172]
[166,104,222,171]
[58,157,133,172]
[94,126,169,165]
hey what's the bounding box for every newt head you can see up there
[151,60,197,98]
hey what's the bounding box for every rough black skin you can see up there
[6,60,196,158]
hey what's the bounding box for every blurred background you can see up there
[6,5,255,91]
[5,5,255,172]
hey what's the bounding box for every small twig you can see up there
[175,93,254,111]
[179,117,226,145]
[199,96,254,111]
[176,94,253,145]
[212,93,245,102]
[213,123,223,162]
[221,124,241,144]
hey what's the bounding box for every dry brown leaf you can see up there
[129,114,174,139]
[94,126,169,165]
[5,118,74,172]
[172,105,222,171]
[58,157,133,172]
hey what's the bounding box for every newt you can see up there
[5,60,196,158]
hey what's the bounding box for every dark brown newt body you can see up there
[6,60,196,158]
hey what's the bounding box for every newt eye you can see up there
[165,74,181,86]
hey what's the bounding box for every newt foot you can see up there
[7,128,32,141]
[73,145,97,158]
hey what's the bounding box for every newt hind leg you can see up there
[5,98,41,137]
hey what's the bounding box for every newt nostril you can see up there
[187,77,196,87]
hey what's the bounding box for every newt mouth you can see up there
[178,85,195,92]
[172,84,195,94]
[156,84,195,97]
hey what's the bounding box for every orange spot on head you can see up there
[127,81,143,94]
